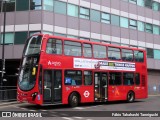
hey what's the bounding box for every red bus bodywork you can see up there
[17,34,148,106]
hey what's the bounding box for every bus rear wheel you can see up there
[127,91,135,103]
[69,93,79,107]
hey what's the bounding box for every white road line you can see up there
[20,108,28,110]
[74,117,83,119]
[86,119,93,120]
[84,105,103,109]
[73,107,85,110]
[85,106,96,109]
[29,110,36,112]
[62,117,74,120]
[13,106,20,109]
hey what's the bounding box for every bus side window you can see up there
[108,47,121,60]
[135,73,140,85]
[109,72,122,85]
[93,45,107,59]
[64,41,82,56]
[83,43,92,58]
[123,73,134,85]
[46,39,62,54]
[84,71,92,85]
[134,50,144,62]
[122,49,133,62]
[65,70,82,86]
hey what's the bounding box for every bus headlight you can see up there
[31,92,38,97]
[31,92,38,101]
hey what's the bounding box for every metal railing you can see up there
[0,86,17,101]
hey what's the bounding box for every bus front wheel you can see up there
[69,92,79,107]
[127,91,135,103]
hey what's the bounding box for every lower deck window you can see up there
[109,72,122,85]
[123,73,134,85]
[135,73,140,85]
[84,71,92,85]
[65,70,82,85]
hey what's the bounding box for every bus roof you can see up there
[32,34,146,52]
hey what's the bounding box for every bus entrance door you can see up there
[43,70,62,104]
[94,72,108,101]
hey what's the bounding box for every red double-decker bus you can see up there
[17,34,148,107]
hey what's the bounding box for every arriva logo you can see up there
[48,60,61,66]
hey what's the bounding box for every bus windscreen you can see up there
[24,35,42,56]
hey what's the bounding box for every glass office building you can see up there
[0,0,160,98]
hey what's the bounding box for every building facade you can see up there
[0,0,160,98]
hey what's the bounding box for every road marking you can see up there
[73,107,85,110]
[74,117,83,119]
[62,117,74,120]
[29,110,36,112]
[13,106,20,109]
[20,108,28,110]
[85,106,97,109]
[83,105,103,109]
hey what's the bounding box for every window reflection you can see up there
[30,0,42,10]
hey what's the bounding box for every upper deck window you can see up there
[93,45,107,59]
[134,50,144,62]
[64,41,82,56]
[83,43,92,58]
[108,47,121,60]
[46,39,62,55]
[122,49,133,62]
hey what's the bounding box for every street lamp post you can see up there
[0,0,7,100]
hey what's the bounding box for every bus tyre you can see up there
[127,91,135,103]
[69,93,79,107]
